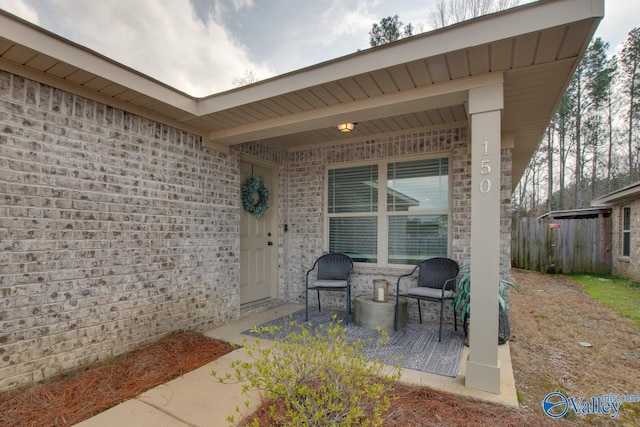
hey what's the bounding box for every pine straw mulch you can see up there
[242,381,563,427]
[0,331,234,427]
[0,324,558,427]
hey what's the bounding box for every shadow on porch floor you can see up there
[206,303,518,408]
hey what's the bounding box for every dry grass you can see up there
[510,269,640,425]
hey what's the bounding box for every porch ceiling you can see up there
[0,0,603,189]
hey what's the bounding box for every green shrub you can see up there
[213,317,401,426]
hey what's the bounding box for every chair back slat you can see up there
[417,257,459,290]
[317,253,353,280]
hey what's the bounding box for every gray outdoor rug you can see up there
[242,308,465,377]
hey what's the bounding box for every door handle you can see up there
[267,241,273,246]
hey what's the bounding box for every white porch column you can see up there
[465,81,503,393]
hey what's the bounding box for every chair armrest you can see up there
[337,260,354,286]
[440,277,457,290]
[438,277,458,298]
[395,264,420,294]
[305,260,319,288]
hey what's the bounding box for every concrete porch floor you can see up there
[76,303,518,427]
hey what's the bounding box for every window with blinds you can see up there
[327,165,378,262]
[387,158,448,264]
[387,159,448,212]
[328,165,378,213]
[329,217,378,263]
[623,206,631,257]
[326,157,450,266]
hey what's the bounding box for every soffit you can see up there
[0,0,603,188]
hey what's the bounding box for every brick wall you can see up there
[611,200,640,282]
[0,69,516,392]
[268,129,513,324]
[0,72,240,391]
[500,148,514,304]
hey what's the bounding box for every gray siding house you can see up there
[0,0,602,394]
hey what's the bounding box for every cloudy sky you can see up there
[0,0,637,97]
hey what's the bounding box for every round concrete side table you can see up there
[354,295,407,332]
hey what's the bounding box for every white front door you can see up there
[240,159,277,304]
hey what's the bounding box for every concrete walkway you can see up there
[75,304,518,426]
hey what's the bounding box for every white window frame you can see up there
[324,153,452,268]
[622,206,631,257]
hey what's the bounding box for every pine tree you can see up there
[620,28,640,179]
[369,15,413,47]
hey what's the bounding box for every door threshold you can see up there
[240,298,285,318]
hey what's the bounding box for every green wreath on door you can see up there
[242,175,269,218]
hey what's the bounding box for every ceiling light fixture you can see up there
[337,122,356,132]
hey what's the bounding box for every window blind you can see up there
[388,215,448,264]
[387,158,448,212]
[329,217,378,263]
[326,156,450,266]
[328,165,378,213]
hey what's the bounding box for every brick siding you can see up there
[0,72,240,391]
[240,131,513,324]
[611,200,640,282]
[0,69,514,392]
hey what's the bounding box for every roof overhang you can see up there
[591,181,640,206]
[537,207,611,219]
[0,0,604,189]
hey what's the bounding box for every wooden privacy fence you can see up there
[511,216,611,274]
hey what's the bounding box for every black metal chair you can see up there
[305,253,353,321]
[394,257,460,342]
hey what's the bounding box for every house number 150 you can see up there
[480,140,491,194]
